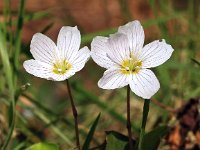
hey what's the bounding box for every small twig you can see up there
[151,98,177,113]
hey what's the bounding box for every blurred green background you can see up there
[0,0,200,149]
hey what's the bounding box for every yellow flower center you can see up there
[120,57,142,74]
[52,59,71,75]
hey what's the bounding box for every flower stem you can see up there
[138,99,150,150]
[127,85,133,150]
[66,79,80,149]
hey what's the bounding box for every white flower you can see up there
[23,26,90,81]
[91,20,174,99]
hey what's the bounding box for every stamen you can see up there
[120,57,142,74]
[52,59,71,75]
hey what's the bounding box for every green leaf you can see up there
[0,20,15,150]
[8,102,13,126]
[142,126,170,150]
[26,142,60,150]
[82,113,101,150]
[106,131,134,150]
[138,99,150,150]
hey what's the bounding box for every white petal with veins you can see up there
[57,26,81,62]
[72,46,91,72]
[23,59,52,80]
[98,68,129,89]
[118,20,144,56]
[106,33,130,65]
[30,33,58,64]
[139,40,174,68]
[91,36,116,69]
[129,69,160,99]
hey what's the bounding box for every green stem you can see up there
[2,100,15,150]
[138,99,150,150]
[126,86,133,150]
[0,1,25,149]
[0,26,15,150]
[66,80,80,149]
[14,0,25,70]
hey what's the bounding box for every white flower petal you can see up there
[98,68,129,89]
[106,33,130,64]
[57,26,81,62]
[118,20,144,56]
[139,40,174,68]
[23,59,52,79]
[72,46,90,72]
[23,59,76,81]
[91,36,116,69]
[129,69,160,99]
[30,33,58,64]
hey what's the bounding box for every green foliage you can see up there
[0,19,16,150]
[14,0,25,69]
[142,126,170,150]
[0,0,200,149]
[138,99,150,150]
[26,142,60,150]
[105,131,130,150]
[82,113,101,150]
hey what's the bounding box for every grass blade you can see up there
[191,58,200,67]
[14,0,25,70]
[82,113,101,150]
[0,26,15,150]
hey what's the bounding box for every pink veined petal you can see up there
[138,40,174,68]
[106,33,130,65]
[98,68,129,89]
[91,36,116,69]
[57,26,81,62]
[23,59,52,80]
[72,46,91,72]
[30,33,58,64]
[118,20,145,56]
[129,69,160,99]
